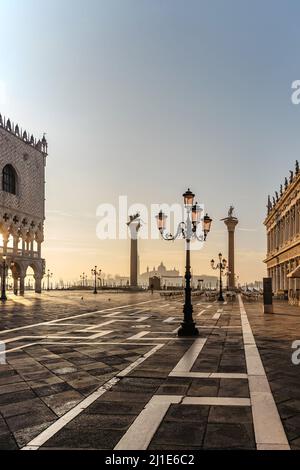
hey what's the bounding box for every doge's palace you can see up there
[0,113,47,295]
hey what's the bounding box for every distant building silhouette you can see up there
[139,262,217,289]
[140,262,179,283]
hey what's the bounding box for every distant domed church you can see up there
[139,262,180,286]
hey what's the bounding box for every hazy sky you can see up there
[1,0,300,283]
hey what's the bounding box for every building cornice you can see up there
[0,112,48,156]
[264,171,300,226]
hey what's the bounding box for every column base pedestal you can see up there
[263,304,273,314]
[178,322,199,337]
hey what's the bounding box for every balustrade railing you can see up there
[0,247,39,258]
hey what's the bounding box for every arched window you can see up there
[2,164,17,194]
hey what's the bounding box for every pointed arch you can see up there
[2,164,17,195]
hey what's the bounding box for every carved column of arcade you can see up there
[19,266,26,296]
[1,224,9,255]
[26,229,34,255]
[20,223,27,255]
[11,263,19,295]
[35,226,44,258]
[10,223,20,255]
[34,263,43,293]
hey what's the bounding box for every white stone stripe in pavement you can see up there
[21,343,164,450]
[0,299,157,336]
[171,338,207,373]
[103,312,123,317]
[117,343,165,377]
[114,393,251,450]
[212,312,221,320]
[127,337,194,341]
[182,397,251,406]
[163,317,176,323]
[169,371,248,379]
[114,395,183,450]
[197,309,206,317]
[81,315,150,332]
[127,331,149,340]
[238,295,290,450]
[22,376,120,450]
[0,342,38,355]
[128,309,149,316]
[1,333,114,344]
[89,330,114,339]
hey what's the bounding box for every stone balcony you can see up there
[0,246,41,260]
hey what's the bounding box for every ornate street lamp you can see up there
[156,189,212,336]
[91,266,101,294]
[44,269,53,291]
[80,272,87,288]
[1,255,7,301]
[211,253,227,302]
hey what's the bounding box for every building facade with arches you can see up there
[264,161,300,305]
[0,113,47,294]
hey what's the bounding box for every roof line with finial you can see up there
[265,159,300,220]
[0,112,48,155]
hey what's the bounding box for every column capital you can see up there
[222,217,239,231]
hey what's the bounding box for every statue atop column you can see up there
[228,205,234,218]
[226,205,238,220]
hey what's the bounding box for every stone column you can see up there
[283,263,287,290]
[19,275,25,296]
[35,275,42,294]
[127,216,141,288]
[2,232,9,255]
[13,275,18,295]
[222,213,239,290]
[13,235,18,255]
[130,238,138,287]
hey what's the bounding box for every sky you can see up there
[1,0,300,283]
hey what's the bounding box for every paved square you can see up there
[0,291,299,450]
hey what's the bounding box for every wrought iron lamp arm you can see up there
[159,221,186,241]
[193,231,205,242]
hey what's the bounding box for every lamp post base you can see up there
[178,322,199,337]
[1,294,7,302]
[218,295,224,302]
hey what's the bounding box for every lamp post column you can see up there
[219,264,224,302]
[94,270,97,294]
[178,239,199,337]
[156,189,212,337]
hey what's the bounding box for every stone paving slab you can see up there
[0,291,299,450]
[244,300,300,450]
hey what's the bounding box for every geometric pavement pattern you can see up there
[0,291,299,450]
